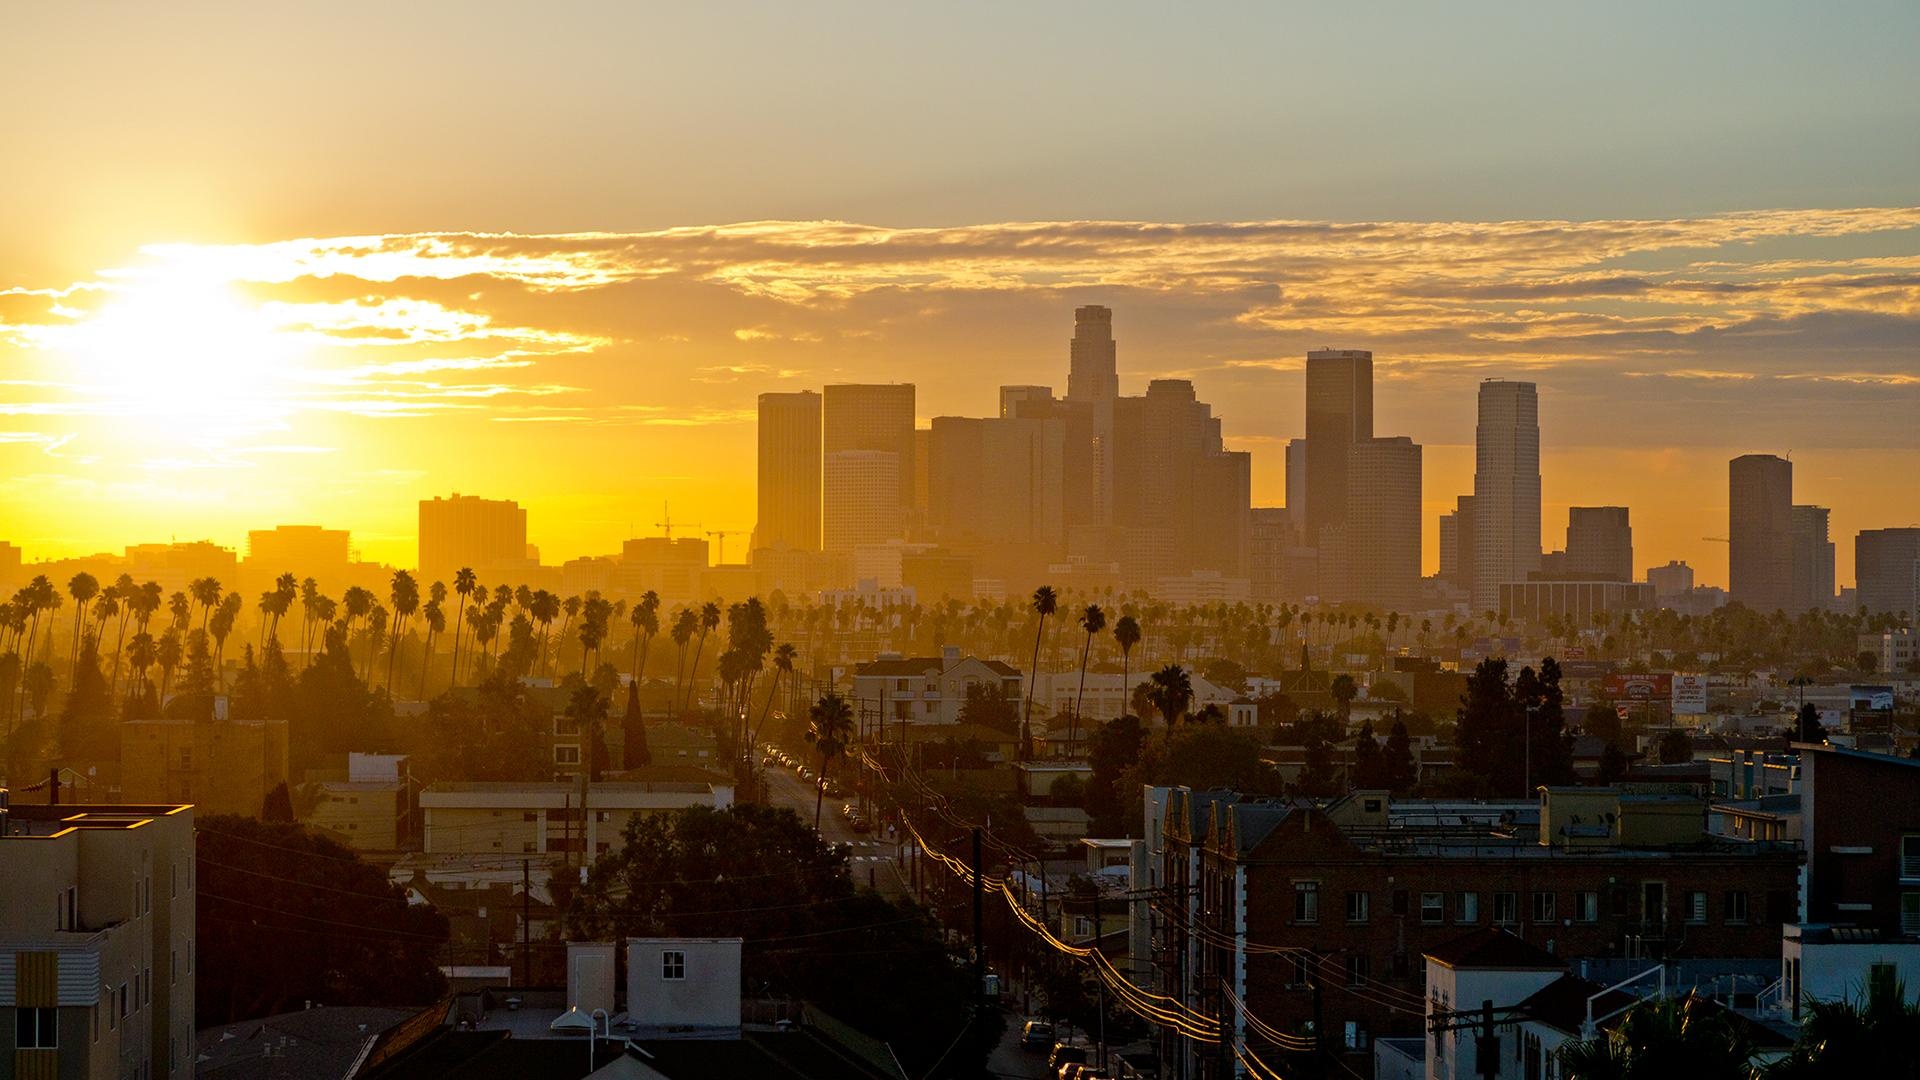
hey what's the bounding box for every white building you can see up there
[625,937,742,1035]
[1030,670,1240,725]
[420,780,733,857]
[849,647,1023,727]
[1472,380,1541,612]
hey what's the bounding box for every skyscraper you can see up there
[1856,528,1920,617]
[418,493,531,585]
[823,450,903,554]
[1565,506,1633,582]
[1471,380,1541,612]
[1067,306,1119,533]
[1111,378,1251,587]
[1729,454,1794,613]
[824,383,915,506]
[1344,437,1423,609]
[1439,494,1476,594]
[755,390,821,552]
[1068,304,1119,404]
[1284,437,1308,534]
[1303,349,1373,546]
[1790,504,1835,613]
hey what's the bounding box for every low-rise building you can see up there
[0,794,196,1080]
[420,780,733,857]
[849,647,1023,727]
[120,712,288,816]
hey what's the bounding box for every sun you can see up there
[63,270,304,425]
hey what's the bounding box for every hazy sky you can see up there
[3,3,1917,584]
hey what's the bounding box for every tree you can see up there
[1856,650,1878,673]
[1113,614,1142,711]
[1557,994,1758,1080]
[629,590,660,681]
[261,781,295,822]
[449,567,476,690]
[684,600,720,713]
[1351,719,1385,788]
[1657,730,1693,765]
[1085,714,1146,836]
[1124,722,1283,796]
[1796,701,1827,743]
[1382,719,1417,794]
[1583,701,1624,746]
[1330,673,1358,725]
[957,680,1020,734]
[195,815,447,1026]
[58,635,115,762]
[1023,585,1058,761]
[623,679,652,768]
[1454,657,1575,797]
[746,640,796,751]
[411,670,550,783]
[1071,603,1106,751]
[385,569,419,693]
[1769,966,1920,1078]
[805,691,854,833]
[670,607,697,715]
[1146,663,1194,726]
[566,683,611,783]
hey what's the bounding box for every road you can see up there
[759,754,911,901]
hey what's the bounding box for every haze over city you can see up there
[5,7,1920,1080]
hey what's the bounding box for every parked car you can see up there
[1047,1044,1087,1072]
[851,817,873,834]
[1019,1019,1055,1051]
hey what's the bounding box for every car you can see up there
[1046,1045,1087,1072]
[851,818,872,833]
[1019,1019,1054,1052]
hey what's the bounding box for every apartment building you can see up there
[0,796,196,1080]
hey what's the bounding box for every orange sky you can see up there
[3,214,1918,586]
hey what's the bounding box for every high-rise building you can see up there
[1067,306,1120,536]
[1648,559,1695,600]
[1068,304,1119,404]
[1,539,24,592]
[1439,495,1477,595]
[1111,379,1251,586]
[1729,454,1793,612]
[418,493,531,585]
[1303,349,1373,546]
[1565,506,1632,582]
[1856,528,1920,617]
[823,383,916,512]
[1343,437,1423,609]
[1284,438,1308,534]
[926,414,1065,558]
[618,536,710,601]
[1790,504,1836,613]
[824,450,904,554]
[245,524,350,578]
[1471,380,1541,612]
[755,391,821,552]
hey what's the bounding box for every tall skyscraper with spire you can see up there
[1067,305,1119,532]
[1472,380,1541,612]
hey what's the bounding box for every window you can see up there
[1289,955,1311,988]
[15,1007,56,1049]
[1493,891,1518,925]
[1902,836,1920,881]
[1533,891,1556,923]
[661,950,686,980]
[1293,882,1320,924]
[1345,891,1370,924]
[1421,893,1445,924]
[1725,891,1750,925]
[1642,882,1667,924]
[1685,891,1708,925]
[1901,893,1920,936]
[1456,891,1480,924]
[1344,1020,1370,1051]
[1576,892,1599,923]
[555,745,581,765]
[1346,953,1371,987]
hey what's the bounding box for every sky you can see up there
[3,2,1917,585]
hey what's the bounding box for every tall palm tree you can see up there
[1557,994,1755,1080]
[805,691,854,833]
[155,629,183,702]
[1071,603,1106,751]
[1113,614,1142,712]
[628,591,660,681]
[209,593,242,692]
[65,572,99,679]
[556,594,582,674]
[529,590,559,676]
[670,608,697,716]
[449,567,476,690]
[1147,663,1193,726]
[1021,585,1057,760]
[748,642,797,751]
[416,600,445,700]
[125,631,156,711]
[1769,968,1920,1077]
[189,576,223,632]
[386,570,419,692]
[685,601,720,713]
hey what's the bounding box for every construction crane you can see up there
[705,529,743,565]
[654,502,700,541]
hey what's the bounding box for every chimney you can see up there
[941,645,961,666]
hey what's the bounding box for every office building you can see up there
[244,524,350,575]
[1498,580,1655,623]
[1729,455,1793,612]
[1068,306,1119,530]
[1856,528,1920,618]
[754,391,821,553]
[418,493,532,586]
[1439,495,1476,594]
[1790,504,1836,613]
[617,537,709,602]
[1284,438,1308,534]
[1303,349,1373,545]
[1472,380,1541,612]
[1343,437,1423,609]
[1647,559,1695,600]
[823,383,915,514]
[823,450,904,553]
[122,540,239,598]
[925,413,1065,587]
[1565,506,1632,582]
[0,796,197,1080]
[1111,379,1252,588]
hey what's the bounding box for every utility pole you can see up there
[520,859,531,987]
[972,828,985,1055]
[1093,888,1106,1071]
[1311,973,1325,1080]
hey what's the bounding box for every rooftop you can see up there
[1425,928,1565,971]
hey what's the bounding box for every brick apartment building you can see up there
[1156,785,1802,1078]
[1800,743,1920,936]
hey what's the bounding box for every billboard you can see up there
[1851,685,1896,712]
[1672,674,1709,715]
[1604,672,1673,702]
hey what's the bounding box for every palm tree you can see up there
[386,570,419,692]
[628,591,660,681]
[1071,603,1106,751]
[557,594,582,674]
[1113,614,1141,714]
[125,632,156,710]
[670,608,697,716]
[449,567,476,690]
[65,572,99,679]
[1022,585,1058,761]
[529,590,559,676]
[1146,663,1193,726]
[155,630,183,702]
[209,593,242,691]
[1769,969,1920,1077]
[1330,673,1358,726]
[748,642,797,751]
[685,601,720,713]
[190,576,223,632]
[805,691,854,833]
[1556,994,1756,1080]
[416,600,445,700]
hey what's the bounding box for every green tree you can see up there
[1351,719,1385,788]
[195,815,447,1026]
[957,680,1020,734]
[412,670,550,783]
[805,691,854,833]
[1769,968,1920,1078]
[1146,663,1194,725]
[1085,714,1146,835]
[1023,585,1058,760]
[622,678,652,768]
[1382,719,1417,794]
[1330,672,1357,724]
[566,683,611,782]
[1657,729,1694,765]
[1557,994,1758,1080]
[1071,603,1106,750]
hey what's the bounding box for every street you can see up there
[759,754,911,901]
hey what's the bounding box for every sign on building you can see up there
[1671,674,1708,715]
[1603,672,1673,702]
